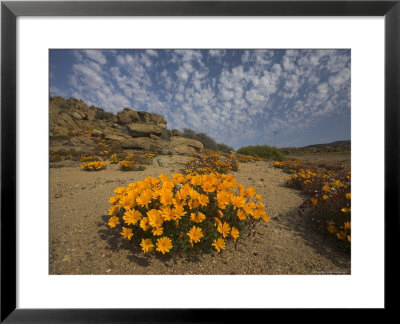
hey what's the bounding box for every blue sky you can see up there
[50,49,350,149]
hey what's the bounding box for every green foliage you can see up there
[182,128,234,153]
[95,110,115,120]
[237,145,285,161]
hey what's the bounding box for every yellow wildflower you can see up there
[237,209,247,220]
[217,191,231,209]
[147,209,163,228]
[230,195,246,209]
[108,216,120,228]
[336,231,347,240]
[231,227,239,242]
[140,217,151,231]
[212,238,226,253]
[198,194,209,207]
[120,227,133,240]
[261,211,270,222]
[108,205,119,216]
[156,237,173,254]
[123,209,142,225]
[109,196,120,205]
[152,226,164,236]
[217,222,231,238]
[187,226,204,245]
[323,183,331,192]
[173,205,186,220]
[190,212,206,223]
[327,224,337,234]
[140,239,154,253]
[244,187,256,198]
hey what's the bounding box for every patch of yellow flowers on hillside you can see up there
[81,161,108,171]
[107,172,269,254]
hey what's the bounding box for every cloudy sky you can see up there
[50,49,350,149]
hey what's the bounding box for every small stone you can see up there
[54,193,62,198]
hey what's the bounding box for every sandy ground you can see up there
[49,158,350,275]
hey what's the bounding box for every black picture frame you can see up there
[1,0,398,321]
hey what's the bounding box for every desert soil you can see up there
[49,157,351,275]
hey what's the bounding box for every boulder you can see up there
[117,108,167,127]
[85,109,96,121]
[91,129,102,137]
[117,108,140,124]
[60,112,80,130]
[149,113,167,127]
[155,155,191,168]
[103,133,129,142]
[149,134,160,140]
[137,111,150,123]
[160,136,203,156]
[121,137,166,151]
[126,123,162,137]
[71,112,83,120]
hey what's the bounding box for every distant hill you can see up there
[279,140,351,155]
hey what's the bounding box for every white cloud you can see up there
[145,49,158,57]
[209,49,225,57]
[83,50,107,65]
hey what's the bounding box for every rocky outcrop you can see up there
[126,123,162,138]
[117,108,140,124]
[117,108,167,127]
[49,96,203,157]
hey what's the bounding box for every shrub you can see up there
[184,152,239,175]
[217,143,235,153]
[236,154,263,163]
[107,172,270,255]
[110,153,119,164]
[182,128,234,152]
[50,149,74,162]
[237,145,285,161]
[133,152,156,165]
[118,160,146,171]
[80,154,99,162]
[80,161,108,171]
[222,153,240,172]
[95,110,115,120]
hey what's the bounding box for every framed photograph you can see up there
[1,0,398,321]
